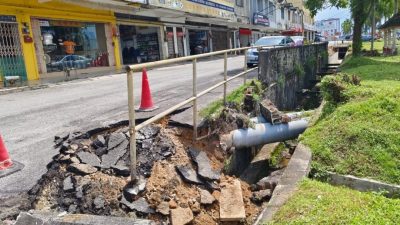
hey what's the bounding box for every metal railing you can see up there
[125,46,262,182]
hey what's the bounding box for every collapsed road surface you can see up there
[0,55,256,196]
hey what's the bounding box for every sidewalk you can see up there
[0,66,124,95]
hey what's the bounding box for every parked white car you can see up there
[247,36,295,67]
[291,36,304,46]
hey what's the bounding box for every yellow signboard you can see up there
[148,0,235,20]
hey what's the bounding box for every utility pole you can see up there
[371,0,376,52]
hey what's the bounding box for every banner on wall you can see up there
[253,13,269,27]
[148,0,235,20]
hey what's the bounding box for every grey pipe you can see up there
[229,119,309,148]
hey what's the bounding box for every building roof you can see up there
[379,13,400,29]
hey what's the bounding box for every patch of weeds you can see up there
[319,73,361,104]
[294,63,305,78]
[223,155,232,173]
[199,79,263,119]
[269,143,286,168]
[320,50,328,63]
[304,56,316,75]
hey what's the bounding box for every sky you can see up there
[315,7,351,23]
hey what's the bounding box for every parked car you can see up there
[291,36,304,46]
[361,35,373,41]
[344,35,353,41]
[314,34,326,42]
[247,36,295,67]
[48,55,92,71]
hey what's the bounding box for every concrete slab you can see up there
[170,207,193,225]
[219,179,246,221]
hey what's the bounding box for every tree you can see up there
[342,19,353,35]
[305,0,373,56]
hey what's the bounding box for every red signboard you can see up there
[239,28,251,35]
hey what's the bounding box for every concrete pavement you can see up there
[0,55,257,195]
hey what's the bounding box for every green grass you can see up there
[361,40,400,53]
[199,79,262,119]
[341,55,400,81]
[269,179,400,225]
[301,55,400,184]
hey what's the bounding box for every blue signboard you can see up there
[0,15,17,23]
[188,0,235,12]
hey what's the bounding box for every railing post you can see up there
[192,59,197,141]
[223,52,228,105]
[244,49,248,85]
[126,67,137,183]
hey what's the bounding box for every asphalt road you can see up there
[0,55,257,195]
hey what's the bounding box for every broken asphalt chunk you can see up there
[77,151,101,168]
[67,163,97,175]
[101,139,129,168]
[92,135,106,149]
[120,196,155,214]
[112,164,130,176]
[176,165,203,185]
[188,148,221,181]
[139,126,160,139]
[107,132,127,150]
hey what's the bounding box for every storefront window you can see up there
[39,20,108,73]
[119,25,160,64]
[189,30,209,55]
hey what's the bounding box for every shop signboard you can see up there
[124,0,147,4]
[0,15,17,23]
[148,0,235,20]
[253,13,269,27]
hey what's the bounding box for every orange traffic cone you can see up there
[0,134,24,178]
[0,135,12,170]
[137,68,159,112]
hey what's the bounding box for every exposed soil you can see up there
[28,119,265,224]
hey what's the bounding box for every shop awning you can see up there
[379,13,400,29]
[239,28,252,35]
[281,27,303,35]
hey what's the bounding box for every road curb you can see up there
[253,143,312,224]
[326,172,400,198]
[0,85,49,96]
